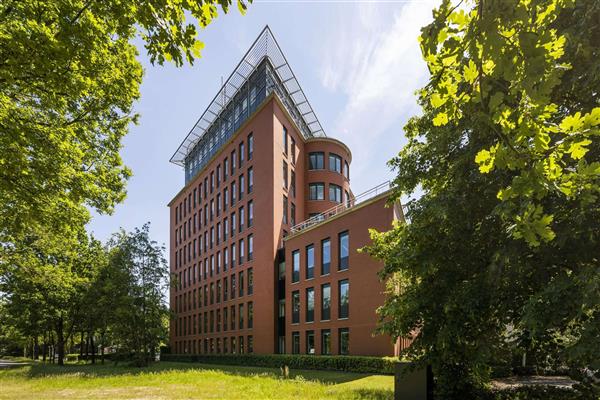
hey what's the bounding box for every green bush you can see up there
[479,386,587,400]
[160,353,398,374]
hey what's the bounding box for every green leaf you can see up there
[430,93,447,108]
[560,112,584,133]
[432,112,448,126]
[463,60,478,84]
[568,139,592,159]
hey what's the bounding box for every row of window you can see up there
[291,231,349,283]
[308,182,351,204]
[175,234,254,289]
[175,172,254,247]
[175,335,253,355]
[175,268,253,311]
[290,279,349,324]
[175,301,254,337]
[291,328,349,355]
[308,152,349,179]
[176,133,254,224]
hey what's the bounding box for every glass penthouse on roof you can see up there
[170,26,327,184]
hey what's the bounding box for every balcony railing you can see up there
[290,181,392,235]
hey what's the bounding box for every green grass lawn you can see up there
[0,361,394,399]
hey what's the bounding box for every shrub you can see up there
[160,353,398,374]
[479,385,587,400]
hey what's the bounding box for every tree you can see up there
[364,0,599,396]
[106,224,169,366]
[0,0,251,239]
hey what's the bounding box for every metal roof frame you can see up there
[170,25,326,166]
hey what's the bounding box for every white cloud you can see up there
[319,0,437,192]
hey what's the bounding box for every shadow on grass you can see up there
[26,361,380,384]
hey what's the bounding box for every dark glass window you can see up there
[248,133,254,160]
[339,328,349,355]
[329,153,342,173]
[292,290,300,324]
[344,160,349,180]
[248,167,254,193]
[339,231,349,270]
[306,330,315,355]
[309,183,325,200]
[308,152,324,170]
[283,161,288,188]
[283,196,288,224]
[292,250,300,283]
[283,126,288,154]
[306,244,314,279]
[338,279,349,319]
[306,287,314,323]
[292,332,300,354]
[321,283,331,321]
[321,329,331,355]
[329,184,342,203]
[321,239,331,275]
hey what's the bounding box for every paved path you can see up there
[492,375,577,389]
[0,359,30,369]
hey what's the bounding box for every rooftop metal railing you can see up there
[290,181,392,235]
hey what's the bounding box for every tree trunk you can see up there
[100,331,105,365]
[33,336,39,360]
[56,317,65,366]
[90,333,96,364]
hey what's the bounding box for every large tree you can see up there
[0,0,250,239]
[365,0,599,397]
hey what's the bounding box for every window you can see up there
[291,250,300,283]
[224,188,229,210]
[224,158,229,180]
[239,142,245,166]
[210,172,214,193]
[248,335,253,353]
[231,212,236,237]
[321,329,331,355]
[291,138,296,163]
[231,243,236,268]
[224,277,228,301]
[306,245,314,279]
[282,196,288,224]
[231,305,236,330]
[238,303,244,329]
[329,184,342,203]
[248,167,253,193]
[217,194,221,216]
[231,150,236,174]
[216,165,221,187]
[239,174,244,199]
[239,206,245,232]
[308,152,324,170]
[309,183,325,200]
[283,126,288,154]
[231,181,237,204]
[231,274,236,299]
[338,279,349,319]
[321,283,331,321]
[306,331,315,355]
[290,170,296,197]
[248,201,254,227]
[339,328,349,355]
[290,203,296,227]
[217,280,222,303]
[321,239,331,275]
[339,231,349,270]
[224,217,229,240]
[292,332,300,354]
[283,161,288,188]
[247,302,253,328]
[223,307,228,331]
[344,160,349,180]
[306,287,314,323]
[247,268,253,295]
[292,291,300,324]
[278,298,285,317]
[248,234,253,261]
[329,153,342,173]
[239,270,244,297]
[345,190,351,207]
[248,133,254,160]
[239,238,245,264]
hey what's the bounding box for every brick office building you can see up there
[168,27,406,357]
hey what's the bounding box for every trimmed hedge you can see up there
[160,353,398,374]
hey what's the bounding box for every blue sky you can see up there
[88,0,438,247]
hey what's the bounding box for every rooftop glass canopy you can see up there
[170,25,327,182]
